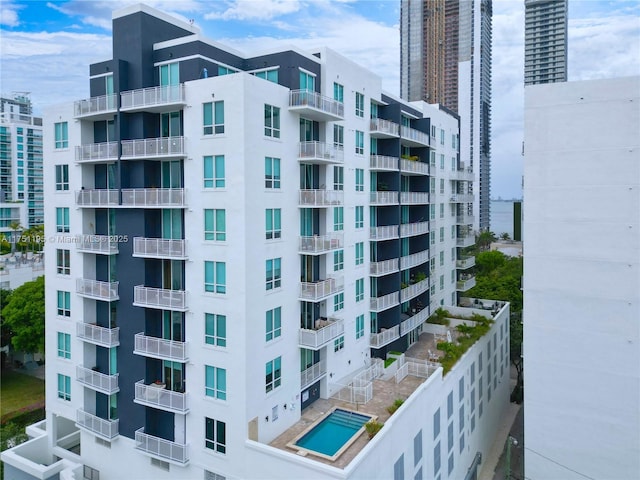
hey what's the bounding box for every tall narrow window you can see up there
[57,332,71,359]
[265,209,281,239]
[205,261,226,294]
[57,291,71,317]
[265,307,282,341]
[265,357,282,392]
[205,366,227,400]
[355,278,364,302]
[333,124,344,148]
[265,157,281,188]
[203,101,225,135]
[57,374,71,401]
[56,207,69,232]
[355,314,364,339]
[204,209,226,241]
[355,92,364,117]
[355,130,364,154]
[204,155,225,188]
[333,82,344,102]
[205,418,226,454]
[333,207,344,231]
[333,292,344,311]
[355,169,364,191]
[299,70,315,92]
[266,258,281,290]
[55,165,69,191]
[205,313,226,347]
[333,166,344,191]
[56,249,70,275]
[264,104,280,138]
[355,206,364,228]
[333,250,344,271]
[355,242,364,265]
[54,122,68,149]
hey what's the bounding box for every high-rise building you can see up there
[400,0,492,232]
[2,5,510,480]
[523,76,640,478]
[524,0,568,85]
[0,94,44,233]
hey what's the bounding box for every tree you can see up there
[476,230,496,251]
[500,232,511,241]
[8,221,22,254]
[1,276,45,354]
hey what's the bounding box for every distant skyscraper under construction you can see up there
[524,0,568,85]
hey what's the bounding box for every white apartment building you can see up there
[523,76,640,479]
[2,5,508,480]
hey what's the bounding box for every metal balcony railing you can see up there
[370,258,399,276]
[289,90,344,119]
[76,323,119,347]
[369,118,400,136]
[456,276,477,291]
[457,235,475,248]
[76,365,119,394]
[370,291,399,312]
[400,192,430,204]
[298,233,343,254]
[450,193,475,203]
[370,225,399,241]
[134,286,187,311]
[301,361,327,389]
[298,141,344,164]
[299,318,344,349]
[75,142,118,163]
[121,188,185,207]
[370,325,400,348]
[456,256,476,269]
[370,155,399,170]
[400,126,430,146]
[76,235,118,255]
[400,308,429,336]
[134,333,187,362]
[121,137,185,159]
[76,409,119,440]
[74,94,117,117]
[456,214,475,225]
[134,380,188,414]
[400,250,429,270]
[400,159,430,175]
[370,191,399,205]
[76,279,119,301]
[400,278,429,302]
[120,85,186,110]
[135,428,189,464]
[133,237,187,259]
[298,189,343,207]
[400,222,429,237]
[75,189,119,207]
[299,276,344,301]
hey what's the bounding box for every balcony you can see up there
[400,308,429,336]
[370,155,399,171]
[400,250,429,270]
[134,381,188,414]
[76,279,119,302]
[400,192,430,204]
[370,325,400,349]
[134,286,187,312]
[451,168,474,182]
[299,276,344,302]
[456,275,476,292]
[75,189,119,207]
[369,225,399,241]
[76,409,119,440]
[121,137,185,160]
[299,318,344,349]
[289,90,344,121]
[76,323,119,348]
[370,191,399,205]
[135,428,189,465]
[450,193,475,203]
[74,94,117,120]
[76,235,118,255]
[298,141,344,164]
[120,85,186,113]
[456,214,475,225]
[75,142,118,163]
[369,118,400,138]
[121,188,186,208]
[76,365,119,395]
[301,361,327,390]
[400,221,429,237]
[370,291,399,312]
[400,126,430,147]
[456,256,476,270]
[401,278,429,302]
[132,237,187,260]
[298,233,343,255]
[298,189,343,207]
[134,333,188,362]
[457,235,475,248]
[370,258,399,276]
[400,159,430,176]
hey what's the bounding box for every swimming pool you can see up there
[288,408,375,461]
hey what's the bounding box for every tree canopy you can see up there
[467,251,522,312]
[1,276,45,354]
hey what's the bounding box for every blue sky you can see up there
[1,0,639,199]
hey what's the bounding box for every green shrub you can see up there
[437,317,494,374]
[365,420,383,439]
[427,307,451,325]
[384,357,397,368]
[386,398,405,415]
[388,351,403,356]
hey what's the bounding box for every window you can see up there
[333,292,345,312]
[333,82,344,102]
[204,209,226,241]
[447,391,453,418]
[355,168,364,191]
[56,207,69,233]
[355,130,364,154]
[57,374,71,401]
[439,251,444,266]
[433,441,441,476]
[254,69,278,82]
[265,209,281,239]
[217,65,235,76]
[355,242,364,265]
[299,70,315,91]
[57,332,71,359]
[205,261,226,294]
[56,249,70,275]
[264,104,280,138]
[55,165,69,191]
[333,166,344,190]
[440,178,444,194]
[54,122,68,149]
[459,433,465,454]
[459,377,465,401]
[440,275,444,290]
[203,101,225,135]
[265,357,281,392]
[394,454,404,480]
[448,452,454,475]
[333,124,344,148]
[334,335,344,352]
[265,157,281,189]
[57,291,71,317]
[440,227,444,242]
[205,365,227,400]
[355,278,364,302]
[356,314,364,339]
[440,204,444,219]
[205,418,226,454]
[355,206,364,228]
[333,207,344,231]
[205,313,226,347]
[266,258,281,290]
[370,101,378,119]
[433,408,440,439]
[440,154,445,169]
[440,128,445,145]
[355,92,364,117]
[333,250,344,271]
[204,155,225,188]
[414,430,423,465]
[266,307,282,341]
[459,405,465,432]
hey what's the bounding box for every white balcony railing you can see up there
[76,365,119,394]
[450,193,475,203]
[457,235,475,248]
[298,141,344,164]
[76,410,119,440]
[370,191,399,205]
[400,126,430,146]
[451,168,475,182]
[289,90,344,119]
[121,188,185,207]
[134,333,187,362]
[135,428,189,465]
[456,214,475,225]
[400,222,429,237]
[75,142,118,163]
[456,256,476,269]
[370,325,400,348]
[370,225,399,241]
[133,237,187,259]
[76,279,119,301]
[120,85,186,110]
[121,137,185,159]
[370,291,399,312]
[298,233,343,254]
[401,278,430,302]
[400,159,430,175]
[299,277,344,301]
[74,94,117,117]
[298,189,343,207]
[301,361,327,389]
[134,381,188,414]
[370,155,399,170]
[369,118,400,136]
[370,258,399,276]
[456,276,477,291]
[299,318,344,349]
[134,286,187,311]
[76,323,119,347]
[400,250,429,270]
[75,189,119,207]
[76,235,118,255]
[400,308,429,336]
[400,192,430,204]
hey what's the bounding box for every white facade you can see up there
[523,76,640,479]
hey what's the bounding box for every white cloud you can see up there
[204,0,302,21]
[0,1,21,27]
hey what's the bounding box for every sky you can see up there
[1,0,639,199]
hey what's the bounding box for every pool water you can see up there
[295,409,371,457]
